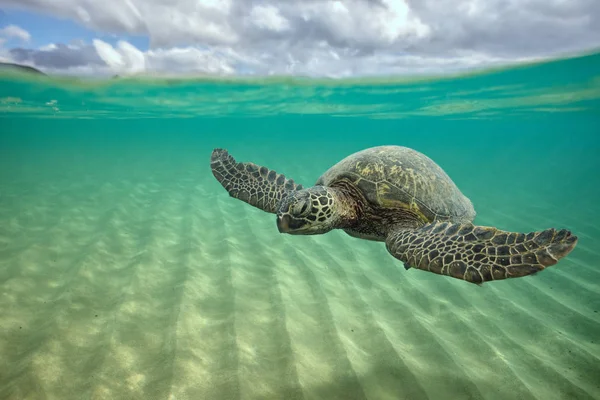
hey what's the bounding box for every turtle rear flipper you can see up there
[385,222,578,284]
[211,149,303,214]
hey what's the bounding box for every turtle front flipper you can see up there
[385,222,578,284]
[211,148,303,214]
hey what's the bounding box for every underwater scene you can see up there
[1,51,599,400]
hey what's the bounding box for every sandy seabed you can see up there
[0,159,599,400]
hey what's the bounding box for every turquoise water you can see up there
[0,52,599,400]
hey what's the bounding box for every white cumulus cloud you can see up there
[93,39,145,74]
[93,39,236,75]
[0,0,599,76]
[249,5,290,32]
[0,24,31,42]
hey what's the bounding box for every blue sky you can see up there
[0,0,598,77]
[0,8,149,50]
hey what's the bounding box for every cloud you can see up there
[404,0,600,57]
[93,40,263,76]
[0,24,31,42]
[248,5,290,32]
[91,39,240,75]
[9,42,106,69]
[1,0,599,76]
[93,39,145,73]
[7,38,243,76]
[144,47,237,75]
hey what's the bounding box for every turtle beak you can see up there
[277,214,309,234]
[277,214,291,233]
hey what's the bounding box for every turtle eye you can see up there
[293,200,310,217]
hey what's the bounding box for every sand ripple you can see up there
[0,165,599,400]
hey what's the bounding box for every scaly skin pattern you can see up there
[385,222,578,284]
[316,145,476,224]
[212,146,579,284]
[210,149,303,214]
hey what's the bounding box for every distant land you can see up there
[0,62,45,75]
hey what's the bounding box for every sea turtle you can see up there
[210,145,577,284]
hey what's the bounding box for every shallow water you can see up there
[1,52,599,400]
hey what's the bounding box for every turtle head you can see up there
[276,186,340,235]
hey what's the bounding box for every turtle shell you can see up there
[315,145,475,223]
